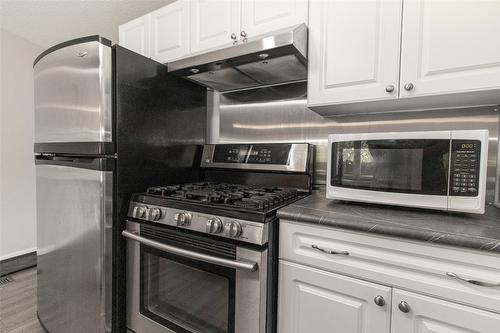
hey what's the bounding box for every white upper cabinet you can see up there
[391,289,500,333]
[119,0,309,64]
[241,0,308,38]
[278,261,391,333]
[308,0,500,115]
[150,0,190,63]
[190,0,241,53]
[400,0,500,98]
[119,15,151,57]
[308,0,403,106]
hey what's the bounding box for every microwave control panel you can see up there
[450,140,481,196]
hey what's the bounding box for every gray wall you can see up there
[208,81,500,206]
[0,29,43,260]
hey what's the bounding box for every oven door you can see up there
[125,221,268,333]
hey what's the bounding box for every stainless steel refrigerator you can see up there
[34,36,206,333]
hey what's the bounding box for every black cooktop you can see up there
[131,182,308,222]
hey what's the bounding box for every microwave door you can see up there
[331,139,450,196]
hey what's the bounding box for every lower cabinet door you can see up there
[278,261,391,333]
[391,289,500,333]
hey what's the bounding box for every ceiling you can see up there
[0,0,175,48]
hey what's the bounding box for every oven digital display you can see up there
[212,144,292,165]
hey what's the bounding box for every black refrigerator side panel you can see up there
[112,45,207,332]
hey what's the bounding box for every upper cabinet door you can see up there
[400,0,500,98]
[119,15,151,57]
[190,0,241,53]
[150,0,190,63]
[391,289,500,333]
[240,0,308,38]
[278,261,391,333]
[307,0,403,107]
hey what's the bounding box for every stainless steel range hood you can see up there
[167,24,307,92]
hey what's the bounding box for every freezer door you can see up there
[36,157,113,333]
[34,37,112,148]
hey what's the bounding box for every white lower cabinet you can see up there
[391,289,500,333]
[279,261,500,333]
[278,222,500,333]
[278,261,391,333]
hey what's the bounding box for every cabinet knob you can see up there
[240,30,247,38]
[230,33,237,40]
[374,295,385,307]
[398,301,411,313]
[385,85,395,93]
[404,83,414,91]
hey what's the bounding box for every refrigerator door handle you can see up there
[35,156,115,171]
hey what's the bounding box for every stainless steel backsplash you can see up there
[207,81,500,205]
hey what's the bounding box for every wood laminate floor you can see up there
[0,268,44,333]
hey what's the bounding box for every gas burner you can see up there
[145,182,300,211]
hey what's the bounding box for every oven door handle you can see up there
[122,230,258,272]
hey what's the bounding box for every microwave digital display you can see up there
[330,139,450,195]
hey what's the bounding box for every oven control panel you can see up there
[200,143,311,173]
[450,140,481,197]
[128,202,268,245]
[212,144,291,164]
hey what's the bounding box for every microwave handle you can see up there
[122,230,258,272]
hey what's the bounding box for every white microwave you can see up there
[327,130,489,214]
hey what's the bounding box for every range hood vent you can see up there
[167,24,307,92]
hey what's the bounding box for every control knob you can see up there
[206,217,223,234]
[147,208,162,221]
[225,221,242,238]
[133,205,147,219]
[174,212,192,226]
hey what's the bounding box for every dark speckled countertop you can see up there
[277,189,500,254]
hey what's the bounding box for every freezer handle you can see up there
[35,156,114,171]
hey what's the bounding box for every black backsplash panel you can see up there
[113,45,207,332]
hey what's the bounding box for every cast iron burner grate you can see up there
[146,182,299,211]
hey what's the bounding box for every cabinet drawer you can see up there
[280,220,500,313]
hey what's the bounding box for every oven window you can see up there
[140,246,235,333]
[331,140,450,195]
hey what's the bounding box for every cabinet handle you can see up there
[240,30,248,43]
[231,33,238,45]
[374,295,385,306]
[404,82,414,91]
[398,301,410,313]
[385,85,395,93]
[311,244,349,256]
[446,272,500,287]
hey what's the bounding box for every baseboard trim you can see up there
[0,251,37,277]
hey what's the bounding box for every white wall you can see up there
[0,29,43,260]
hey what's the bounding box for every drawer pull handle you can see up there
[446,272,500,287]
[311,244,349,256]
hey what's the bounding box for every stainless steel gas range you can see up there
[124,143,312,333]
